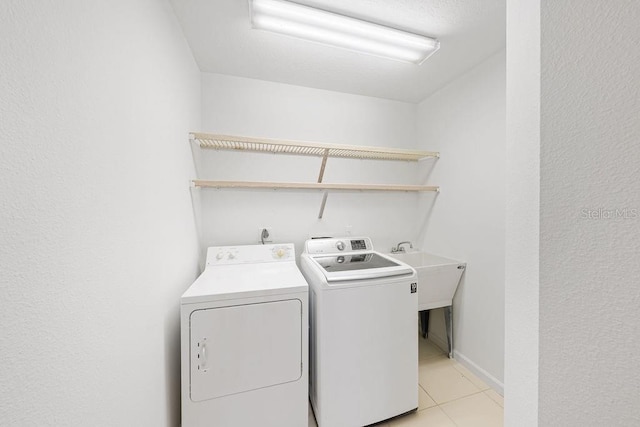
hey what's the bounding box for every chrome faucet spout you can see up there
[391,241,413,253]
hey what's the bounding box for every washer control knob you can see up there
[227,253,235,260]
[336,241,345,251]
[216,252,224,260]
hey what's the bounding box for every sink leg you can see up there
[419,310,430,339]
[444,306,453,358]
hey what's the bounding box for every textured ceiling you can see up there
[169,0,505,103]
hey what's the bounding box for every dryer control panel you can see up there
[304,237,373,255]
[206,243,294,266]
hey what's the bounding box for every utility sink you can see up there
[387,251,465,357]
[387,252,466,311]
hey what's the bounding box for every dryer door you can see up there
[189,299,302,402]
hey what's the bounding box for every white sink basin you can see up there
[388,251,466,311]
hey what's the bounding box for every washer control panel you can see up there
[206,243,294,266]
[305,237,373,254]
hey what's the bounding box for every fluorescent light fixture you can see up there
[249,0,440,64]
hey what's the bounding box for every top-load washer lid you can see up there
[309,253,413,282]
[316,253,399,272]
[304,237,414,282]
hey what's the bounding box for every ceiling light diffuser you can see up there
[249,0,440,65]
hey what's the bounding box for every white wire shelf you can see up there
[190,133,439,161]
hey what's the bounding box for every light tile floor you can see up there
[308,338,504,427]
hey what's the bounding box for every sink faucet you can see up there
[391,241,413,253]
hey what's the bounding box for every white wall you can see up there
[506,1,640,425]
[198,73,428,258]
[538,1,640,425]
[416,52,506,391]
[504,0,540,425]
[0,1,200,426]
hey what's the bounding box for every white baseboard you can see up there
[453,350,504,395]
[426,331,504,395]
[425,327,504,395]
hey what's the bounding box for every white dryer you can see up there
[300,237,418,427]
[181,243,308,427]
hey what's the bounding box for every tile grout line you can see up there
[419,360,484,405]
[417,340,503,425]
[419,383,436,405]
[482,389,505,408]
[435,389,486,406]
[416,383,461,427]
[435,403,460,427]
[435,390,488,427]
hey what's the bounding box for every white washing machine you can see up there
[300,237,418,427]
[181,243,308,427]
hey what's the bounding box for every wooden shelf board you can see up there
[193,180,439,192]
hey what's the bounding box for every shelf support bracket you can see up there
[318,192,329,219]
[317,149,329,182]
[318,149,330,219]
